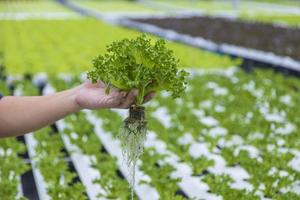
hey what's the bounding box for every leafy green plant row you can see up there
[144,107,256,199]
[93,109,187,199]
[0,77,9,95]
[0,1,72,13]
[239,12,300,27]
[147,106,259,199]
[47,76,134,199]
[63,112,132,199]
[47,67,300,199]
[0,77,28,200]
[150,68,300,199]
[46,60,174,199]
[4,65,300,200]
[152,0,300,27]
[72,0,158,13]
[70,0,300,27]
[50,76,155,199]
[40,77,133,199]
[0,19,240,75]
[0,138,29,200]
[33,127,87,200]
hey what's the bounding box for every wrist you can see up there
[66,86,82,113]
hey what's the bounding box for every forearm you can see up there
[0,88,80,137]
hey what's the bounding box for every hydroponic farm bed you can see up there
[1,67,300,200]
[133,16,300,61]
[0,19,239,75]
[0,0,72,13]
[70,0,158,13]
[239,12,300,27]
[147,0,300,27]
[1,0,300,199]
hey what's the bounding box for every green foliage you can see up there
[140,148,185,200]
[0,78,29,200]
[73,0,156,12]
[94,109,186,199]
[64,113,101,156]
[0,138,29,200]
[63,112,132,199]
[0,1,71,13]
[46,68,300,199]
[203,174,259,200]
[149,68,300,199]
[33,127,87,200]
[91,154,131,200]
[152,0,300,27]
[0,19,239,75]
[239,12,300,27]
[15,78,39,96]
[0,79,9,95]
[88,34,188,105]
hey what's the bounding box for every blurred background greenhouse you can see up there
[0,0,300,199]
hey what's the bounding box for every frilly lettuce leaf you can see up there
[87,34,188,105]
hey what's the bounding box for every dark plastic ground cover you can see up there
[133,16,300,61]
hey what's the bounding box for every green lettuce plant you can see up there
[87,34,188,196]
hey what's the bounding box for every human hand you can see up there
[74,81,155,110]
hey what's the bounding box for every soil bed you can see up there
[133,16,300,61]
